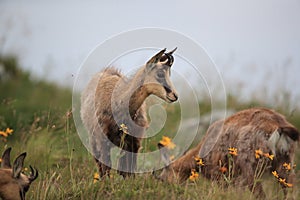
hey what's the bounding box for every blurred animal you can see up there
[81,48,178,177]
[0,147,38,200]
[156,108,299,198]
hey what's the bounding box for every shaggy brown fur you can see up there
[158,108,299,198]
[0,148,38,200]
[81,48,178,177]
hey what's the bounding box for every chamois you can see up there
[0,147,38,200]
[81,48,178,177]
[156,108,299,198]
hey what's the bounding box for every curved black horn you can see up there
[167,47,177,55]
[28,165,38,182]
[160,47,177,67]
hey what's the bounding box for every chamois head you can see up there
[144,48,178,103]
[0,147,38,200]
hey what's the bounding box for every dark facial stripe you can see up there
[156,76,172,93]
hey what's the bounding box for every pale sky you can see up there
[0,0,300,108]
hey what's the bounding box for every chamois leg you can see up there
[118,137,140,177]
[99,137,112,177]
[91,134,112,177]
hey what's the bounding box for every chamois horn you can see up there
[161,47,177,67]
[28,165,38,183]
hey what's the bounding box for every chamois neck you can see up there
[121,67,149,117]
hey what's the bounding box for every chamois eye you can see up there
[157,71,165,78]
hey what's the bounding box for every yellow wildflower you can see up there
[255,149,263,159]
[0,131,8,137]
[228,147,238,156]
[0,128,13,138]
[93,172,100,183]
[219,166,227,174]
[272,171,279,179]
[5,128,13,135]
[284,182,293,188]
[283,163,291,171]
[159,136,176,149]
[119,123,128,134]
[189,169,199,181]
[279,178,286,184]
[263,153,274,160]
[194,156,205,166]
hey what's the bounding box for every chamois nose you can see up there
[168,92,178,102]
[173,92,178,101]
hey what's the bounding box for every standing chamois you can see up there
[0,147,38,200]
[156,108,299,198]
[81,48,178,177]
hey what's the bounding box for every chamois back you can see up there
[158,108,299,198]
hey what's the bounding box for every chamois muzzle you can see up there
[166,91,178,102]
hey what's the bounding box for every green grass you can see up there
[0,55,299,199]
[3,120,299,200]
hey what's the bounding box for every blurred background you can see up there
[1,0,300,109]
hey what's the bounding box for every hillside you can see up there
[0,55,299,199]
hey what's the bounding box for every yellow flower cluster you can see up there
[282,162,291,171]
[0,128,13,138]
[255,149,274,160]
[93,172,100,183]
[159,136,176,149]
[189,169,199,181]
[272,170,293,188]
[119,123,128,134]
[228,147,238,156]
[255,149,263,159]
[194,156,205,166]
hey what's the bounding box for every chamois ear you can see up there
[158,143,171,167]
[12,152,26,179]
[1,147,12,168]
[146,48,166,71]
[280,126,300,141]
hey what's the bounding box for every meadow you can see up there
[0,55,299,199]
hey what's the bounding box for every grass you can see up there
[0,55,299,199]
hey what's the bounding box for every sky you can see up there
[0,0,300,108]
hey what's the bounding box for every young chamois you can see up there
[156,108,299,198]
[0,147,38,200]
[81,48,178,177]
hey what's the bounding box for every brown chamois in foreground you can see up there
[81,48,178,177]
[0,147,38,200]
[157,108,299,198]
